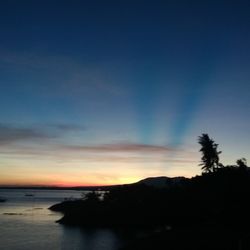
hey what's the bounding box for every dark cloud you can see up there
[0,123,84,145]
[0,139,197,165]
[0,124,52,144]
[60,143,177,154]
[45,124,85,132]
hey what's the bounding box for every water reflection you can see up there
[61,227,122,250]
[0,189,126,250]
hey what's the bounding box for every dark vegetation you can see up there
[49,134,250,249]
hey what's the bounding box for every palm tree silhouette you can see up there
[198,134,222,173]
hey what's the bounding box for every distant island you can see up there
[49,134,250,249]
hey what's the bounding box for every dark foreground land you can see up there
[50,166,250,249]
[120,225,250,250]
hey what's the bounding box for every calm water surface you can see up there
[0,189,125,250]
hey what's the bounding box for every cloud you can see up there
[0,141,179,157]
[0,50,78,70]
[0,123,85,145]
[0,123,198,166]
[0,124,52,144]
[0,50,127,97]
[0,139,199,170]
[45,123,85,132]
[59,143,177,154]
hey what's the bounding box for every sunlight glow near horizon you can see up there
[0,146,199,186]
[1,1,250,186]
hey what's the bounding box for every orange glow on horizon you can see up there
[0,176,142,187]
[0,155,198,187]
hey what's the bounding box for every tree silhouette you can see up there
[236,158,247,169]
[198,134,222,173]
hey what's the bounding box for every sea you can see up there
[0,189,131,250]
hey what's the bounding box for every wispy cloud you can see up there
[0,124,52,145]
[45,123,85,132]
[0,139,198,165]
[0,122,198,166]
[0,50,127,97]
[0,123,85,145]
[0,50,78,70]
[59,143,177,154]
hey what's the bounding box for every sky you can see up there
[0,0,250,186]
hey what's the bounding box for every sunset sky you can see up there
[1,1,250,186]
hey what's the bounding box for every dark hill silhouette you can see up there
[49,134,250,249]
[50,166,250,250]
[49,167,250,249]
[136,176,187,188]
[49,166,250,227]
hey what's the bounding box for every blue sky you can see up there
[0,1,250,186]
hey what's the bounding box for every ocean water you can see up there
[0,189,124,250]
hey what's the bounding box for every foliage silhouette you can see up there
[236,158,248,169]
[49,134,250,249]
[198,133,222,173]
